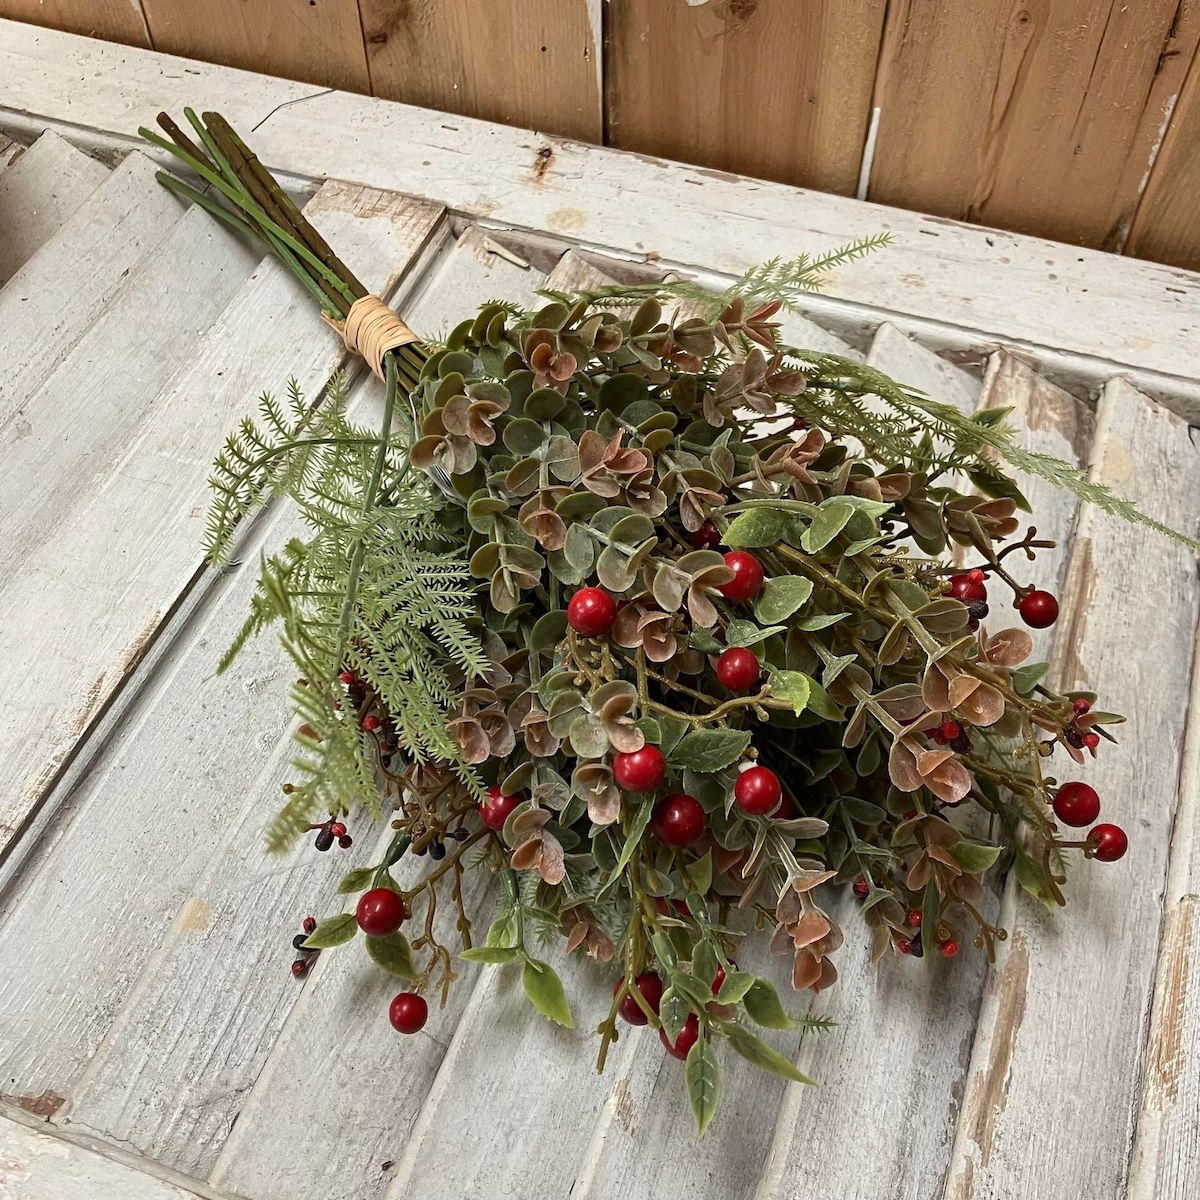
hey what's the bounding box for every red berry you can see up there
[1053,781,1100,827]
[734,766,782,816]
[302,915,317,934]
[338,671,356,685]
[1019,590,1059,629]
[1073,698,1092,716]
[940,939,960,958]
[480,785,521,831]
[718,551,764,602]
[897,938,912,955]
[967,569,986,585]
[660,1013,700,1060]
[389,991,428,1034]
[329,821,347,838]
[1083,732,1101,750]
[691,520,722,550]
[651,793,706,847]
[356,887,405,937]
[654,896,690,917]
[949,573,987,602]
[338,834,354,849]
[940,720,960,741]
[711,965,727,996]
[852,877,869,899]
[291,958,308,978]
[775,792,797,820]
[716,647,760,693]
[362,715,381,733]
[567,587,617,637]
[1088,823,1128,862]
[614,972,664,1024]
[907,911,922,929]
[612,746,666,792]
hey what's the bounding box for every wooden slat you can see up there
[0,1111,212,1200]
[1126,50,1200,270]
[361,0,601,143]
[0,0,148,46]
[606,0,885,194]
[4,26,1200,416]
[867,324,978,414]
[0,151,184,427]
[945,379,1200,1199]
[0,134,19,169]
[0,130,107,284]
[869,1,1199,250]
[140,0,370,93]
[209,228,547,1200]
[0,190,442,1110]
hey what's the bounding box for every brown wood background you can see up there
[7,0,1200,271]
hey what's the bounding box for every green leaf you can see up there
[1010,661,1050,696]
[725,620,785,648]
[801,501,855,552]
[460,945,520,963]
[1015,852,1058,908]
[754,576,814,623]
[723,508,796,549]
[742,978,790,1029]
[950,841,1002,873]
[684,850,713,896]
[659,986,688,1042]
[485,910,519,948]
[767,669,811,716]
[336,867,374,894]
[522,957,575,1028]
[725,1023,813,1083]
[921,878,941,961]
[686,1033,721,1136]
[715,969,756,1005]
[601,797,654,892]
[691,941,719,987]
[301,912,358,949]
[365,931,416,977]
[688,627,722,654]
[967,467,1031,512]
[671,728,751,774]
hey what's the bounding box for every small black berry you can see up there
[1065,728,1085,749]
[292,933,310,950]
[314,828,335,852]
[966,599,989,621]
[429,840,447,861]
[338,834,354,849]
[452,827,470,842]
[909,933,924,958]
[950,730,970,754]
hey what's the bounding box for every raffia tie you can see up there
[324,295,418,381]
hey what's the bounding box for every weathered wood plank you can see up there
[606,0,885,195]
[0,191,442,1111]
[0,134,19,169]
[944,379,1200,1200]
[0,129,107,284]
[361,0,602,143]
[867,324,978,415]
[209,228,547,1200]
[4,23,1200,412]
[0,1110,213,1200]
[0,151,185,427]
[0,0,149,48]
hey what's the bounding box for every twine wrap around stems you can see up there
[324,295,419,381]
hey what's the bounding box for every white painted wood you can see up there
[0,129,107,284]
[0,151,186,429]
[0,134,20,170]
[944,380,1200,1200]
[0,190,442,1112]
[868,323,978,415]
[3,23,1200,416]
[210,228,549,1200]
[0,1111,215,1200]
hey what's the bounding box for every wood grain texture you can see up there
[141,0,370,92]
[869,0,1200,250]
[0,151,184,429]
[0,0,148,46]
[945,379,1200,1200]
[607,0,884,194]
[0,191,441,1112]
[210,228,548,1200]
[0,130,108,284]
[361,0,601,142]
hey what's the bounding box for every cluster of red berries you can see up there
[896,911,959,958]
[1051,780,1127,861]
[613,963,731,1060]
[307,817,352,852]
[1064,697,1102,753]
[929,719,969,754]
[351,887,430,1034]
[291,914,318,978]
[948,567,1060,631]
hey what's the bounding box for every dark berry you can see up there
[1088,823,1128,862]
[852,877,869,899]
[734,765,782,816]
[660,1013,700,1060]
[567,587,617,637]
[718,551,764,602]
[338,834,354,849]
[716,647,760,693]
[651,793,706,847]
[302,915,317,934]
[429,840,446,861]
[612,746,666,792]
[1065,728,1085,748]
[480,785,522,831]
[362,715,382,733]
[389,991,428,1034]
[356,887,405,937]
[1019,589,1059,629]
[1053,782,1100,827]
[966,599,989,621]
[314,828,335,852]
[329,821,347,838]
[292,933,310,950]
[909,933,924,958]
[452,826,470,842]
[950,730,971,754]
[614,972,664,1025]
[291,959,308,978]
[691,520,722,550]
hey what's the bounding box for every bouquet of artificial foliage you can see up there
[144,110,1183,1133]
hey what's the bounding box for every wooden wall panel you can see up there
[141,0,370,93]
[0,0,148,45]
[359,0,602,143]
[605,0,886,195]
[1126,43,1200,270]
[869,0,1200,249]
